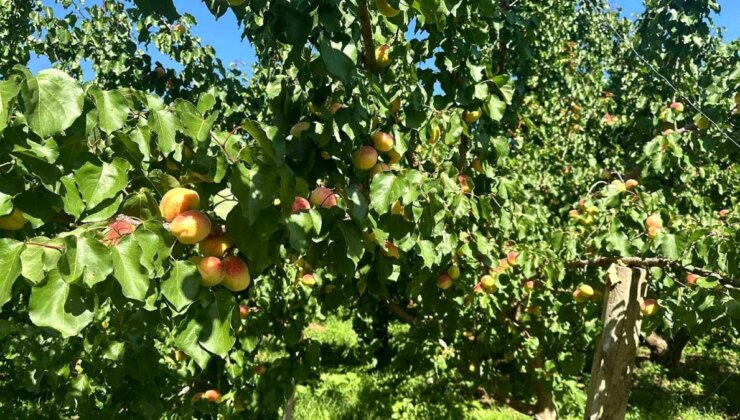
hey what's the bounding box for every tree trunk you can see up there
[282,385,296,420]
[584,265,647,420]
[644,328,691,367]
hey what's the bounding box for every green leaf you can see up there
[288,212,316,252]
[241,120,276,165]
[110,237,149,301]
[198,289,236,358]
[337,222,364,268]
[369,173,407,214]
[21,243,46,284]
[175,99,218,145]
[74,158,130,210]
[58,234,112,287]
[319,40,355,84]
[417,240,437,268]
[230,164,279,225]
[660,233,679,260]
[0,79,20,133]
[90,87,129,133]
[161,260,200,313]
[60,175,85,220]
[81,195,123,223]
[149,108,180,156]
[28,271,95,338]
[21,69,85,138]
[175,316,212,369]
[0,239,24,310]
[483,94,506,121]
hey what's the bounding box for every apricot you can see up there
[625,179,639,190]
[375,44,391,68]
[383,241,400,259]
[300,273,316,287]
[647,226,661,239]
[390,200,405,217]
[670,101,684,113]
[159,187,200,222]
[103,219,137,246]
[463,109,481,124]
[480,275,496,292]
[370,163,390,178]
[437,274,453,290]
[696,116,710,130]
[352,146,378,170]
[428,126,440,143]
[459,175,473,194]
[685,273,699,286]
[641,298,659,317]
[291,197,311,213]
[239,304,250,319]
[171,210,211,244]
[309,187,337,208]
[221,256,251,291]
[376,0,400,17]
[389,97,401,114]
[199,235,234,257]
[645,214,663,229]
[447,265,460,280]
[203,389,222,403]
[290,121,311,137]
[507,251,519,266]
[372,131,394,152]
[386,148,402,164]
[328,103,343,115]
[471,158,483,173]
[0,208,27,231]
[198,256,225,287]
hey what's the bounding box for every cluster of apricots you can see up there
[160,188,250,292]
[439,251,519,296]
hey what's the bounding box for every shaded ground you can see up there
[295,318,739,420]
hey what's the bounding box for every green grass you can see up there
[295,317,739,420]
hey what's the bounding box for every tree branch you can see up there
[25,242,65,251]
[385,300,415,324]
[566,257,738,288]
[358,0,377,69]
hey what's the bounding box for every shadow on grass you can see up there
[627,337,739,420]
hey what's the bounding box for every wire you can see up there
[601,3,740,150]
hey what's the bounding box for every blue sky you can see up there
[28,0,740,78]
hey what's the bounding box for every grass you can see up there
[293,317,739,420]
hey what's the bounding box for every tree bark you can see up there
[584,265,647,420]
[282,385,296,420]
[644,328,691,367]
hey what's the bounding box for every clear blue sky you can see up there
[28,0,740,78]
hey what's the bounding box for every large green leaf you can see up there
[90,87,129,133]
[149,108,180,156]
[110,237,149,301]
[370,173,408,214]
[197,289,237,358]
[0,239,24,310]
[74,158,130,209]
[319,40,355,84]
[175,99,218,145]
[175,316,212,369]
[58,234,112,288]
[28,271,95,338]
[21,69,84,138]
[161,260,200,313]
[0,79,20,133]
